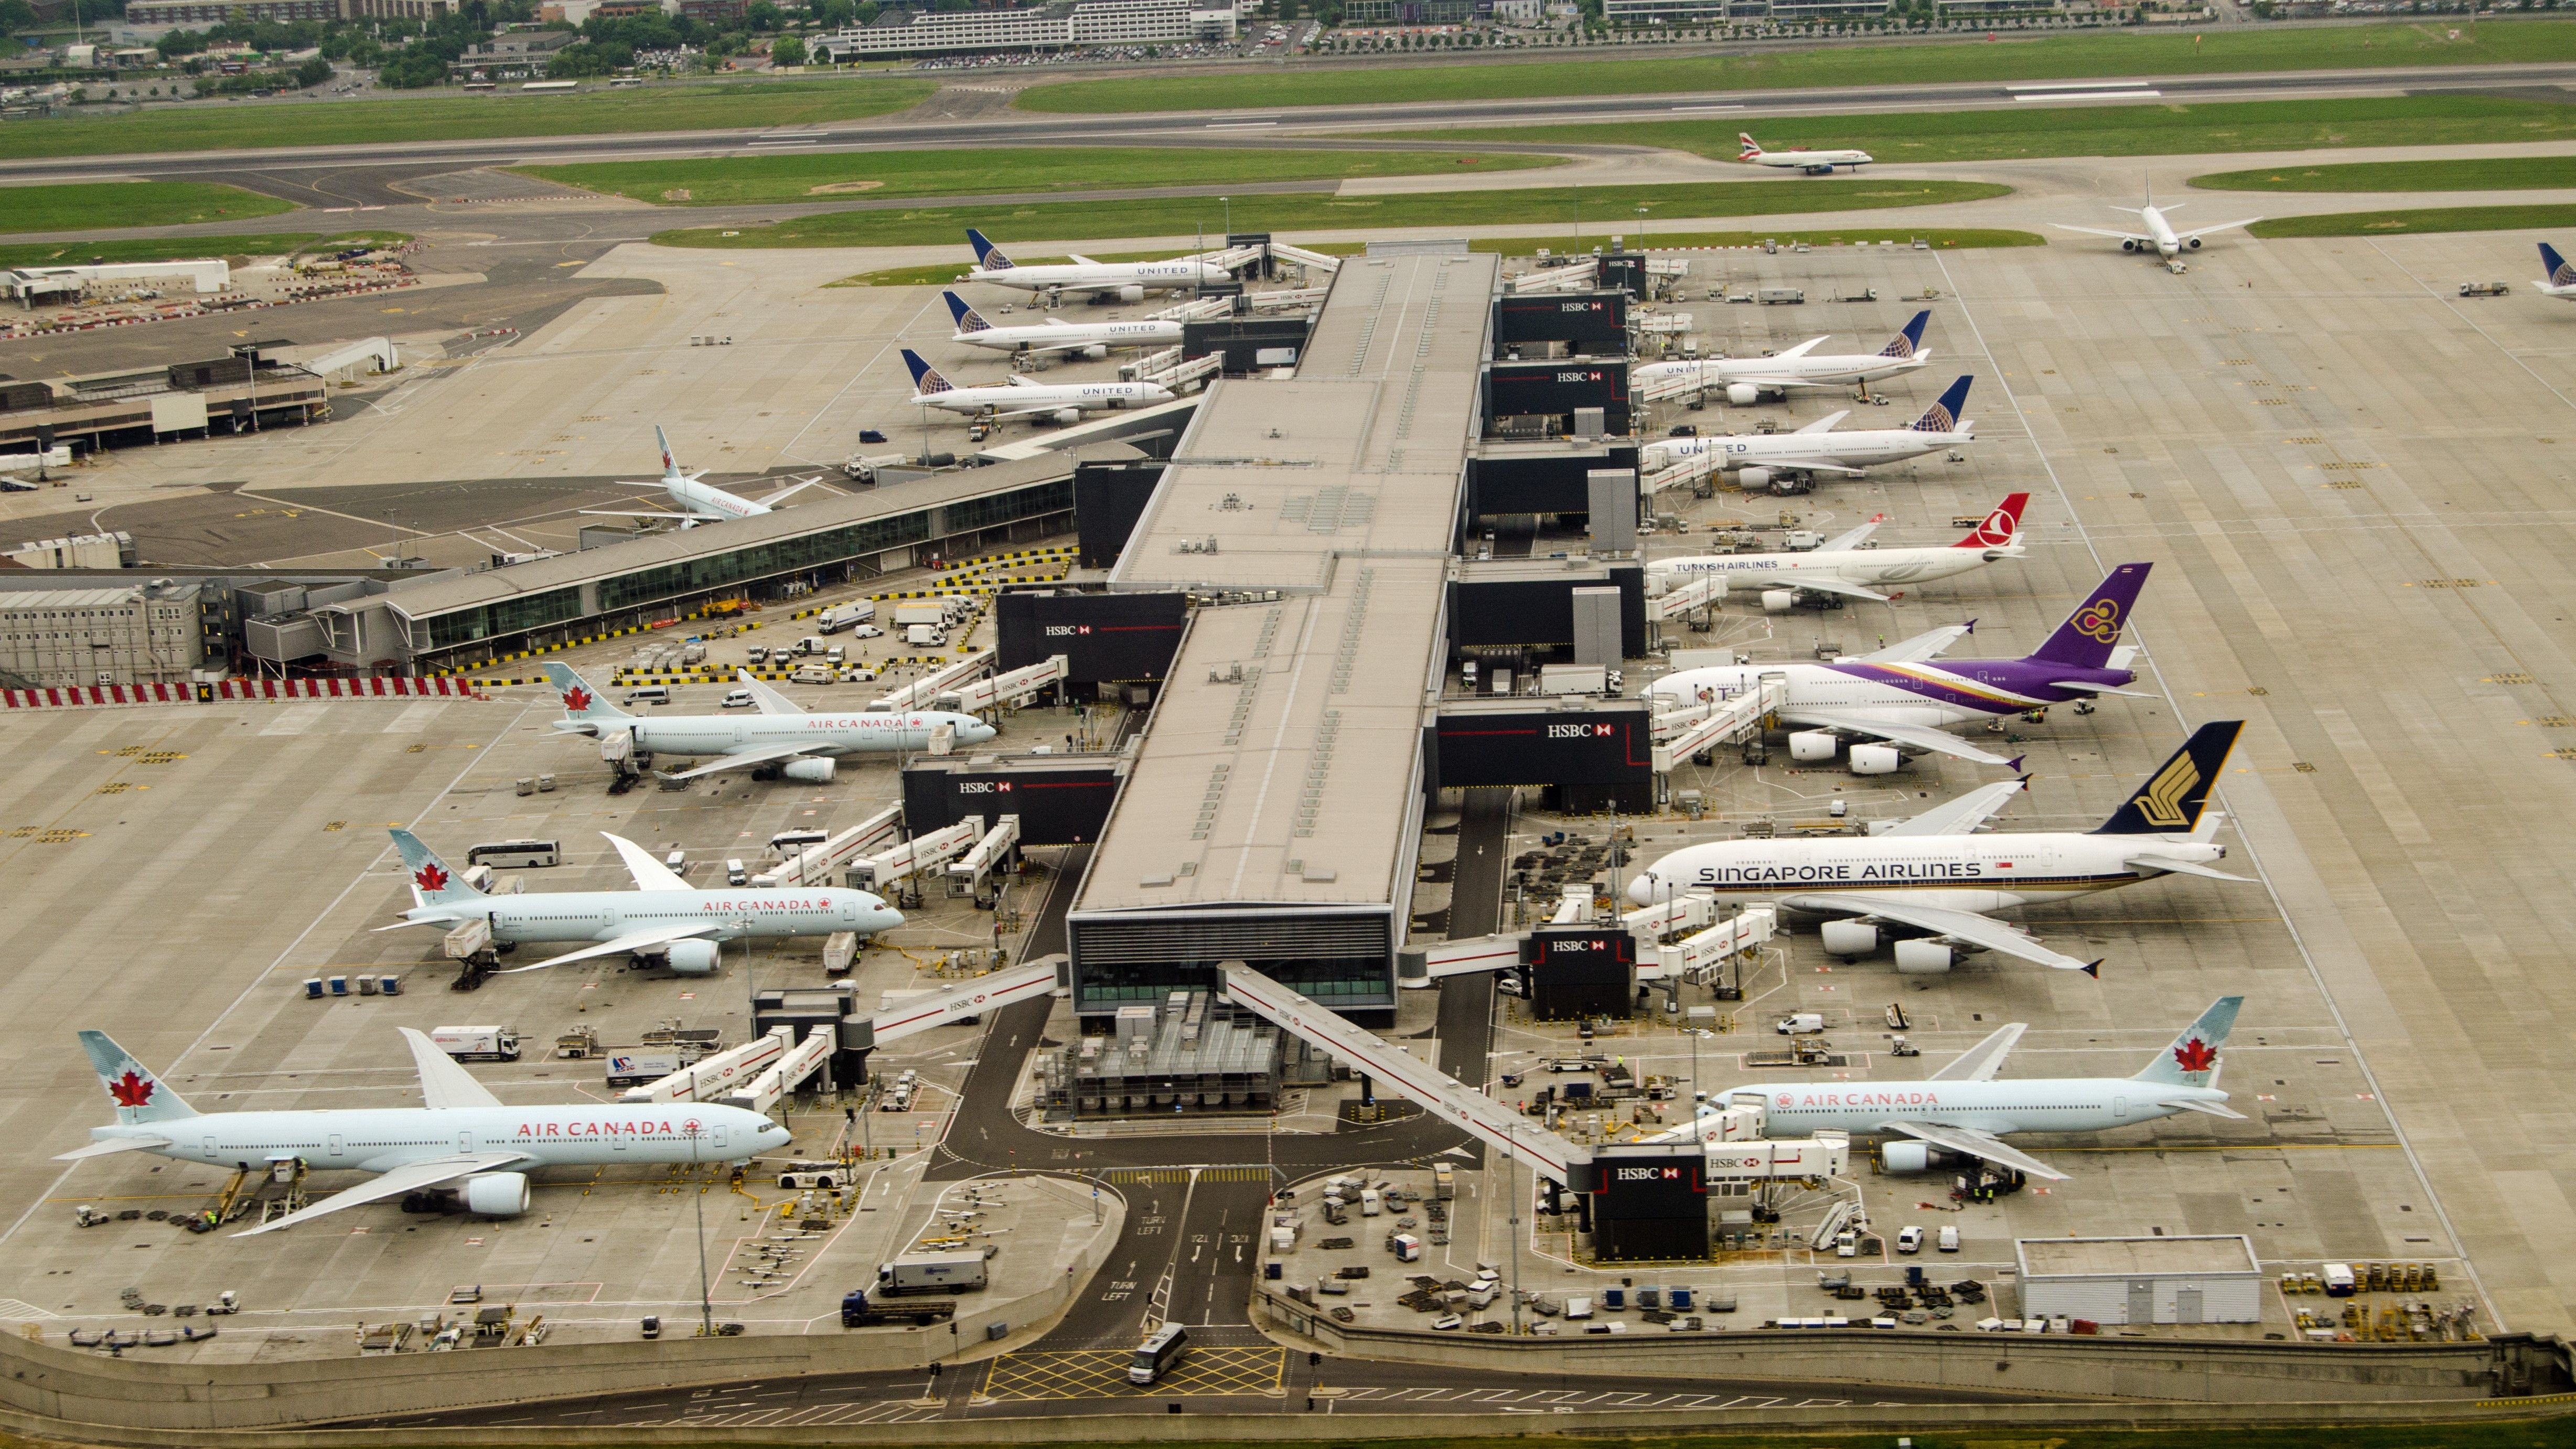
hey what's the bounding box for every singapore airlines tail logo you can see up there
[2132,750,2199,830]
[2071,597,2122,643]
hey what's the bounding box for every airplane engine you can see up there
[1877,1141,1933,1174]
[1116,285,1144,303]
[1819,919,1879,957]
[662,940,722,975]
[2187,236,2203,251]
[1788,729,1839,763]
[1894,940,1955,973]
[2120,238,2140,253]
[781,758,836,784]
[1848,743,1904,775]
[463,1172,530,1217]
[1080,344,1109,360]
[1726,383,1761,406]
[1760,588,1797,615]
[1051,407,1082,426]
[1737,466,1773,491]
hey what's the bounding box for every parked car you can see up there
[1896,1226,1924,1255]
[721,689,756,709]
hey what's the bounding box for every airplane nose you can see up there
[1627,872,1659,907]
[868,907,905,935]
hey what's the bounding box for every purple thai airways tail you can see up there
[2027,562,2152,670]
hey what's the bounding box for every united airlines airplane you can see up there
[962,228,1230,301]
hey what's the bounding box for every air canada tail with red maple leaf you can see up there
[2132,996,2242,1089]
[79,1031,199,1125]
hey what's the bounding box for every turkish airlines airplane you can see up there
[56,1028,790,1234]
[543,661,995,781]
[1737,132,1871,175]
[1633,310,1933,404]
[943,291,1182,358]
[1644,998,2247,1182]
[1627,720,2248,975]
[1649,492,2025,610]
[579,426,830,527]
[963,228,1230,301]
[1640,376,1975,493]
[2054,183,2259,261]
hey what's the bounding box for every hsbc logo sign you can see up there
[958,781,1013,794]
[1550,939,1605,952]
[1555,371,1602,383]
[1044,626,1092,637]
[1615,1166,1685,1182]
[1547,723,1614,739]
[1559,301,1603,313]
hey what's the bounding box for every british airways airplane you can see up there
[543,662,996,782]
[1645,562,2155,771]
[57,1028,791,1234]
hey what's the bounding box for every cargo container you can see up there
[430,1026,519,1061]
[878,1251,989,1295]
[840,1289,956,1327]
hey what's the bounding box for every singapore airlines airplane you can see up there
[56,1028,791,1233]
[2536,243,2576,301]
[963,228,1231,300]
[1737,132,1872,175]
[1633,311,1933,405]
[2054,183,2260,261]
[543,662,995,782]
[1639,376,1975,493]
[1627,720,2249,975]
[1649,492,2025,610]
[1645,562,2152,771]
[943,291,1182,358]
[578,426,830,527]
[388,828,903,974]
[1645,998,2246,1182]
[901,349,1174,427]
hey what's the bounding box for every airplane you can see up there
[963,228,1231,302]
[1737,132,1872,175]
[387,827,904,974]
[578,426,831,528]
[2536,243,2576,300]
[1644,998,2247,1182]
[1632,310,1933,404]
[1627,719,2249,975]
[1642,561,2156,772]
[1649,493,2026,612]
[2054,181,2260,261]
[900,349,1174,427]
[55,1028,791,1235]
[943,291,1182,358]
[544,661,995,782]
[1639,375,1976,493]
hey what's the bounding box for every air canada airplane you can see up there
[578,426,830,527]
[943,291,1182,357]
[56,1028,790,1234]
[1737,132,1871,175]
[387,827,903,974]
[1645,998,2247,1182]
[1649,493,2025,610]
[543,661,995,781]
[962,228,1230,301]
[1632,311,1933,404]
[1628,720,2250,975]
[2054,183,2260,261]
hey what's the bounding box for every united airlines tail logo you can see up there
[984,245,1014,271]
[957,309,988,334]
[918,370,952,395]
[2072,597,2122,643]
[1911,403,1956,432]
[110,1070,155,1108]
[2172,1036,2217,1074]
[1879,333,1915,359]
[2133,752,2199,830]
[2557,260,2576,287]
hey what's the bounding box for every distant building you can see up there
[125,0,457,25]
[813,0,1237,59]
[0,582,210,688]
[453,27,576,78]
[679,0,745,21]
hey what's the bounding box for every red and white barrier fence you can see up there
[4,675,484,710]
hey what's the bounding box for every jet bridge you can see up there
[1651,674,1787,774]
[946,813,1021,906]
[757,804,903,888]
[1642,449,1719,498]
[1647,572,1724,624]
[861,957,1061,1050]
[849,815,984,904]
[871,651,995,712]
[1401,894,1773,988]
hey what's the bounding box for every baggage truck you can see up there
[878,1251,989,1295]
[892,603,948,628]
[840,1289,957,1327]
[430,1025,519,1061]
[905,624,943,648]
[819,602,876,634]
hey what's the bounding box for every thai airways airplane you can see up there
[542,662,995,782]
[1737,132,1871,175]
[1633,311,1933,405]
[1644,562,2154,771]
[56,1028,791,1234]
[579,426,830,527]
[2535,243,2576,300]
[963,228,1231,301]
[1639,377,1974,493]
[901,349,1173,427]
[943,291,1182,358]
[388,828,903,974]
[1644,998,2246,1182]
[1628,720,2248,974]
[2054,183,2260,260]
[1649,493,2025,610]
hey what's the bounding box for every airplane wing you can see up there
[1779,712,2022,768]
[1775,890,2098,974]
[398,1027,502,1111]
[2051,224,2150,244]
[496,921,725,974]
[1066,253,1102,266]
[1852,622,1972,664]
[2047,682,2159,697]
[1879,1120,2068,1182]
[989,404,1085,421]
[1792,410,1851,436]
[656,741,832,781]
[1814,520,1882,552]
[1774,575,1891,604]
[233,1151,535,1236]
[735,669,805,716]
[2185,218,2261,239]
[603,830,691,892]
[1926,1023,2026,1083]
[758,475,833,506]
[1877,779,2027,839]
[2124,854,2254,884]
[577,507,723,522]
[54,1136,172,1162]
[1772,337,1829,360]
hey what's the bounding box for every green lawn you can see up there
[0,231,407,267]
[0,78,937,161]
[1016,19,2576,113]
[2196,155,2576,192]
[0,180,296,234]
[1389,96,2576,167]
[650,178,2009,250]
[520,146,1554,207]
[2249,204,2576,239]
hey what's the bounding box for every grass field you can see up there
[2249,203,2576,239]
[2195,155,2576,192]
[650,177,2008,250]
[0,78,936,162]
[0,231,407,267]
[518,146,1554,207]
[1015,18,2576,113]
[1390,96,2576,167]
[0,180,296,234]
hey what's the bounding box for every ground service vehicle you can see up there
[879,1251,988,1295]
[906,625,943,648]
[430,1026,519,1061]
[841,1290,956,1327]
[467,840,560,869]
[1129,1323,1188,1384]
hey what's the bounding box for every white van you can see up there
[624,685,671,705]
[1896,1226,1924,1255]
[790,664,835,685]
[726,858,748,886]
[721,689,756,709]
[1937,1225,1960,1253]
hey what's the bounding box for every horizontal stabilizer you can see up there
[2125,855,2253,883]
[53,1136,171,1162]
[2158,1097,2247,1120]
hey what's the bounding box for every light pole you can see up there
[1505,1121,1524,1334]
[1221,195,1232,240]
[689,1125,713,1337]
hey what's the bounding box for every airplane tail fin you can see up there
[79,1031,199,1124]
[2131,996,2243,1087]
[1881,309,1930,360]
[390,827,484,904]
[1909,375,1971,432]
[943,290,990,334]
[967,228,1013,271]
[1954,492,2028,549]
[652,424,682,482]
[2544,242,2576,288]
[539,661,628,725]
[2027,562,2151,671]
[901,348,954,396]
[2091,720,2242,836]
[1736,132,1763,159]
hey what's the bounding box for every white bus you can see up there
[467,839,561,868]
[1128,1323,1187,1385]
